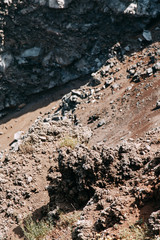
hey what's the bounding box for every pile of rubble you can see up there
[47,140,160,239]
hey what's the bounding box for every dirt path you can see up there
[0,77,88,152]
[0,98,58,152]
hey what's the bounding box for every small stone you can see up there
[39,136,47,141]
[124,3,137,14]
[71,90,82,98]
[111,83,119,90]
[48,0,72,9]
[27,176,33,183]
[21,47,41,58]
[142,30,152,42]
[124,46,130,52]
[154,62,160,71]
[97,119,106,128]
[105,78,114,87]
[156,100,160,108]
[146,67,153,75]
[14,131,24,141]
[10,141,22,151]
[0,53,13,72]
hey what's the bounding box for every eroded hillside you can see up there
[0,1,160,240]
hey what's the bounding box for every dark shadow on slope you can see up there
[152,106,160,111]
[13,204,49,239]
[13,200,81,239]
[0,74,89,125]
[138,201,159,223]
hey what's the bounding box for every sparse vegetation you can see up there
[19,141,34,154]
[58,211,81,228]
[119,222,157,240]
[21,216,53,240]
[21,211,81,240]
[47,211,81,239]
[60,136,78,149]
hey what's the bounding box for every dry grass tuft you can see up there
[21,216,53,240]
[59,136,78,149]
[19,141,34,154]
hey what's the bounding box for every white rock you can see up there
[48,0,72,8]
[27,176,33,183]
[3,0,12,5]
[14,131,24,141]
[154,62,160,71]
[10,140,22,151]
[0,53,13,72]
[124,3,137,14]
[156,100,160,108]
[146,67,153,74]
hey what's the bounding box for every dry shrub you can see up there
[21,216,52,240]
[19,141,34,154]
[58,211,81,228]
[60,136,78,149]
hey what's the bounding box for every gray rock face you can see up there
[0,0,159,115]
[96,0,160,17]
[137,0,160,17]
[35,0,160,16]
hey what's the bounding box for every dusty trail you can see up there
[0,99,57,151]
[0,77,88,152]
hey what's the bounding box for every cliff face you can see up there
[36,0,160,16]
[0,0,159,116]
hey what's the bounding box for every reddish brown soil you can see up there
[0,40,159,240]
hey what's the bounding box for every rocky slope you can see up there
[0,1,160,240]
[0,0,160,117]
[0,34,159,239]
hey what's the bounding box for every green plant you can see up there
[21,216,53,240]
[59,136,78,149]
